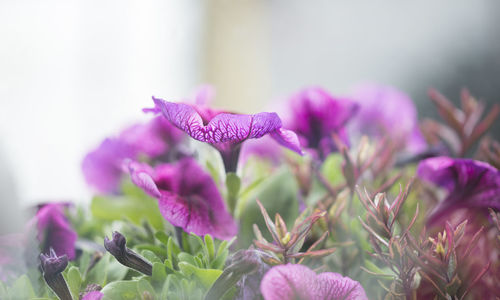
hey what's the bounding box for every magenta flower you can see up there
[34,203,78,260]
[285,87,359,159]
[417,156,500,225]
[82,115,184,194]
[350,84,426,153]
[127,158,237,240]
[150,96,301,172]
[260,264,367,300]
[82,291,103,300]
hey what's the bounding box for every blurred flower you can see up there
[350,84,426,154]
[34,203,77,260]
[0,234,26,282]
[39,248,72,300]
[104,231,152,275]
[127,158,237,240]
[150,96,302,172]
[260,264,367,300]
[285,87,359,159]
[417,156,500,225]
[81,291,103,300]
[82,115,184,194]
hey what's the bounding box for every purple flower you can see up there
[285,87,359,159]
[417,156,500,225]
[127,158,237,240]
[150,96,301,172]
[260,264,367,300]
[34,203,77,260]
[350,84,426,153]
[82,138,135,194]
[82,291,103,300]
[82,116,184,194]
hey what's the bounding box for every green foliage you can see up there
[90,182,164,230]
[238,168,299,248]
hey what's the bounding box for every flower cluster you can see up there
[1,84,499,300]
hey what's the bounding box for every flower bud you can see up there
[39,248,72,300]
[104,231,152,276]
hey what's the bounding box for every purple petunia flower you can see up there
[285,87,359,159]
[150,95,302,172]
[260,264,368,300]
[417,156,500,225]
[82,115,184,194]
[127,157,237,240]
[350,84,426,154]
[34,203,77,260]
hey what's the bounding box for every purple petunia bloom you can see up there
[150,95,301,172]
[82,115,184,194]
[285,87,359,159]
[260,264,368,300]
[127,157,237,240]
[417,156,500,225]
[350,84,426,154]
[34,203,77,260]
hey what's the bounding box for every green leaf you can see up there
[155,231,170,245]
[204,235,215,261]
[135,244,168,260]
[177,263,223,290]
[90,194,164,230]
[321,153,344,186]
[101,280,139,300]
[8,274,35,299]
[178,253,197,266]
[85,253,110,286]
[65,266,82,300]
[152,262,167,284]
[137,278,155,299]
[140,249,162,264]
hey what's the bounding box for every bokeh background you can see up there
[1,0,499,232]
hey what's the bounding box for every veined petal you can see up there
[152,97,302,155]
[260,264,367,300]
[128,158,237,240]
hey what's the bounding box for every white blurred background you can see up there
[1,0,499,232]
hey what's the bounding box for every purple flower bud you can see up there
[104,231,152,276]
[260,264,368,300]
[39,248,72,300]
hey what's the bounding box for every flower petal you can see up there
[260,264,367,300]
[36,204,77,260]
[417,157,500,224]
[152,97,302,154]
